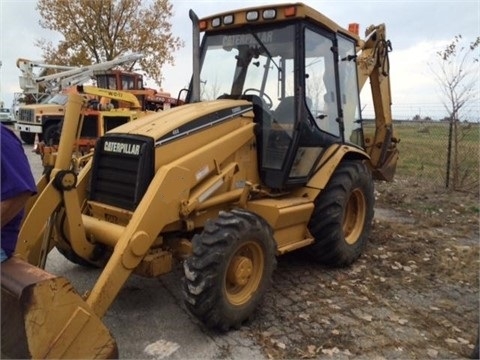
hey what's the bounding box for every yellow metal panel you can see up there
[200,3,359,40]
[247,197,314,253]
[110,99,252,139]
[302,144,368,192]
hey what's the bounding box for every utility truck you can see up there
[15,54,142,144]
[14,54,182,145]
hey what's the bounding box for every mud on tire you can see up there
[183,208,276,331]
[307,160,374,267]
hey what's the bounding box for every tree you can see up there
[429,35,479,190]
[35,0,183,87]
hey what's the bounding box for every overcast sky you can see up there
[0,0,479,119]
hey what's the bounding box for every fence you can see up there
[364,120,479,193]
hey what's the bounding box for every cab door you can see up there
[261,25,342,189]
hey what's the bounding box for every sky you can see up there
[0,0,479,120]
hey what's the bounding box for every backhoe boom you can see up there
[356,24,399,180]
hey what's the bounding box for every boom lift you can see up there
[16,53,143,95]
[1,3,399,358]
[15,54,143,145]
[38,85,146,174]
[94,69,183,111]
[15,56,182,145]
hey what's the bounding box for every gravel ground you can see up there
[141,177,479,360]
[235,178,479,359]
[14,123,480,359]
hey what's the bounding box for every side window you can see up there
[108,76,117,90]
[338,35,362,145]
[304,29,339,136]
[122,76,135,90]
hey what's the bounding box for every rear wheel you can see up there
[20,131,35,145]
[183,209,276,331]
[307,160,374,266]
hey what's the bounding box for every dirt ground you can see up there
[234,177,479,359]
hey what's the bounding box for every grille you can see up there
[89,134,155,211]
[18,108,35,123]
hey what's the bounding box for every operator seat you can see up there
[273,96,295,124]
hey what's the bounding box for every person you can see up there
[1,124,37,262]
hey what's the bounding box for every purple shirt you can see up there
[1,125,37,256]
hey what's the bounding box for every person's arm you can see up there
[1,191,32,228]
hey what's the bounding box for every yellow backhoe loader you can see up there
[1,3,399,358]
[38,85,149,174]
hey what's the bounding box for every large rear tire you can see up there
[183,209,276,331]
[307,160,374,267]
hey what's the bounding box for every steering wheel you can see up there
[243,88,273,109]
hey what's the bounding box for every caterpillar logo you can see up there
[104,141,141,155]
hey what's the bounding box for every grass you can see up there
[365,121,480,190]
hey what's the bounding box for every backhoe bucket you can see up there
[1,257,118,359]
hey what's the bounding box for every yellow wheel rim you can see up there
[225,241,264,306]
[343,188,366,245]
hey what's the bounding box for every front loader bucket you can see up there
[1,257,118,359]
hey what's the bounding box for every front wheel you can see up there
[307,160,374,267]
[20,131,36,145]
[183,209,276,331]
[43,124,61,145]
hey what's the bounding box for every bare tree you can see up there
[430,35,479,190]
[35,0,183,87]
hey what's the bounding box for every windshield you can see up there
[47,94,69,105]
[0,108,10,113]
[199,25,295,107]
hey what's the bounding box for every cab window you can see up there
[304,28,339,137]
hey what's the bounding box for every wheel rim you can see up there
[225,241,264,306]
[343,188,366,245]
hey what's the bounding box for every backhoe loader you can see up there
[38,85,152,174]
[1,3,399,358]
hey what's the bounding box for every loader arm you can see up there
[16,95,95,265]
[2,94,118,359]
[356,24,399,181]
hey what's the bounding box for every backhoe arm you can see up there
[77,85,142,109]
[356,24,399,181]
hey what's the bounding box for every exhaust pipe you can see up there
[189,9,200,103]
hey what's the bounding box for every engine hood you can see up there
[106,99,254,143]
[21,103,65,113]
